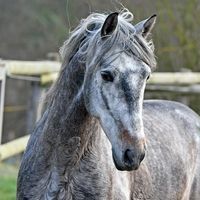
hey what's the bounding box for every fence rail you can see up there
[2,60,200,85]
[0,60,200,161]
[0,135,29,161]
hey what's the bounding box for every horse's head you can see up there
[83,11,156,171]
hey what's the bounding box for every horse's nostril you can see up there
[124,149,145,170]
[140,152,145,162]
[124,149,134,166]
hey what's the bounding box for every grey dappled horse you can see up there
[17,10,200,199]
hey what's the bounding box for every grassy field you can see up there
[0,163,18,200]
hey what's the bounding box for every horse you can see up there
[17,9,200,199]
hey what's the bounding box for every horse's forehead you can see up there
[112,52,150,74]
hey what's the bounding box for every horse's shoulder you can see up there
[143,99,200,143]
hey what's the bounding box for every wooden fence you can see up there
[0,60,200,161]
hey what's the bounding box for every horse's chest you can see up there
[70,163,110,200]
[70,174,130,200]
[64,158,131,200]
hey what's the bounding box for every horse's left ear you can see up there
[101,12,118,38]
[135,14,157,38]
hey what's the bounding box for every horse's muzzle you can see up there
[124,148,145,170]
[112,148,145,171]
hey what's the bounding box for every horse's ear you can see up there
[101,12,118,38]
[135,14,157,38]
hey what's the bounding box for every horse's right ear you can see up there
[135,14,157,38]
[101,12,118,38]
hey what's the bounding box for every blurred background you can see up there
[0,0,199,199]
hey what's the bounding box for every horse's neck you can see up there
[38,83,100,173]
[24,87,102,199]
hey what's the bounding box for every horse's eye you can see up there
[147,75,150,80]
[101,71,114,82]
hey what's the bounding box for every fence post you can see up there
[27,82,42,133]
[0,66,6,144]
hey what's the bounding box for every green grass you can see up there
[0,163,18,200]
